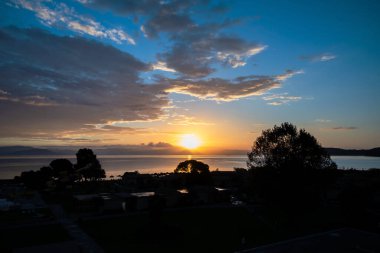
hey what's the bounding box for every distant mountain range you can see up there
[0,146,379,157]
[0,146,58,156]
[325,147,380,157]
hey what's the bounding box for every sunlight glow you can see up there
[180,134,202,149]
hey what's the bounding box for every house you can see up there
[115,191,155,211]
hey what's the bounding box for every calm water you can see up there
[0,155,379,179]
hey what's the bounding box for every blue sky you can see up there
[0,0,379,150]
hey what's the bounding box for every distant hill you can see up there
[325,147,380,157]
[0,146,57,156]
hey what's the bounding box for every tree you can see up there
[174,160,210,174]
[18,170,47,190]
[247,122,336,171]
[50,159,74,183]
[247,123,337,212]
[174,160,211,185]
[75,148,106,181]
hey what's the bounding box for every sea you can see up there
[0,155,379,180]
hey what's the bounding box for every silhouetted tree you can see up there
[39,166,53,180]
[18,170,45,190]
[175,160,210,174]
[248,122,336,171]
[174,160,212,185]
[50,159,75,183]
[247,123,337,212]
[75,148,105,181]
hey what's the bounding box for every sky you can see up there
[0,0,379,151]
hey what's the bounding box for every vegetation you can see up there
[248,122,337,171]
[246,123,339,212]
[80,207,271,253]
[75,148,106,181]
[0,224,70,252]
[50,159,77,184]
[15,148,105,190]
[7,123,380,252]
[174,159,210,174]
[174,159,212,185]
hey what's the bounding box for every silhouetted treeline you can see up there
[14,148,105,190]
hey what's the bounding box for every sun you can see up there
[180,134,202,149]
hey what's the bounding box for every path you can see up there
[49,204,104,253]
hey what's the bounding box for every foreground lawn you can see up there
[0,224,71,252]
[80,206,273,253]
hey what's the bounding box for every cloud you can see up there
[145,142,173,148]
[301,53,336,62]
[83,0,163,16]
[263,92,303,106]
[0,120,151,145]
[0,89,56,106]
[0,27,169,140]
[331,126,358,130]
[142,12,194,38]
[0,22,301,143]
[216,45,267,68]
[167,114,214,126]
[160,70,302,101]
[84,0,201,37]
[10,0,135,44]
[81,0,264,77]
[151,61,176,72]
[160,27,267,77]
[315,119,331,123]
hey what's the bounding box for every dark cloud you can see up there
[331,127,358,130]
[83,0,264,77]
[145,142,173,148]
[0,27,169,137]
[0,27,299,143]
[159,23,266,77]
[86,0,202,37]
[86,0,163,15]
[142,12,194,38]
[98,125,140,132]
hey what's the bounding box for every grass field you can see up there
[80,206,275,253]
[0,224,71,252]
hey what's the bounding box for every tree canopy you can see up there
[174,160,210,174]
[50,159,73,178]
[75,148,106,181]
[174,160,211,185]
[247,122,336,171]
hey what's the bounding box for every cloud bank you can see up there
[0,27,169,138]
[0,4,300,144]
[80,0,266,77]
